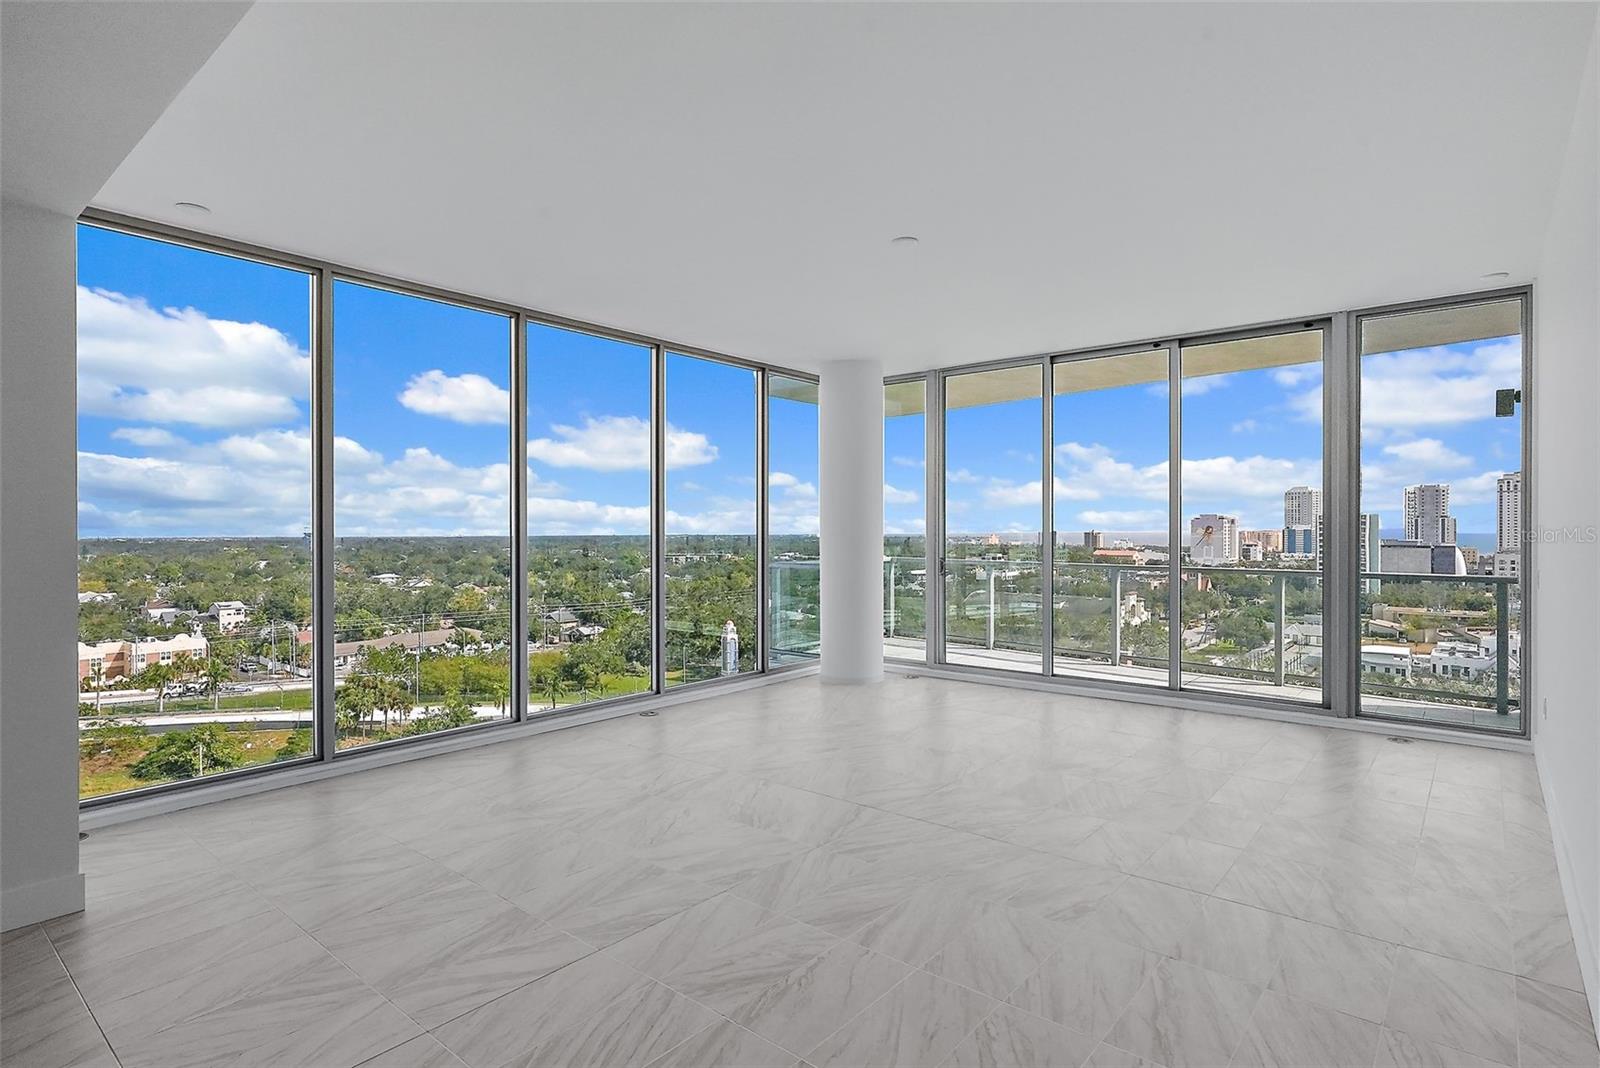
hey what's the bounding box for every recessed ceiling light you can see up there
[174,201,211,216]
[891,235,919,247]
[1480,271,1509,281]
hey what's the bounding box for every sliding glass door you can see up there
[942,365,1044,674]
[1179,327,1326,705]
[1051,350,1172,688]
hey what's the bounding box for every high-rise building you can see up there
[1083,529,1104,549]
[1498,472,1522,553]
[1404,483,1453,544]
[1282,525,1318,557]
[1359,513,1382,592]
[1440,516,1457,546]
[1284,486,1322,528]
[1188,513,1239,564]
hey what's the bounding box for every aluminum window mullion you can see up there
[650,345,668,698]
[1041,360,1055,677]
[926,370,945,668]
[312,269,337,761]
[756,369,771,672]
[511,314,529,723]
[1167,342,1182,692]
[1327,311,1357,716]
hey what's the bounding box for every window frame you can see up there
[76,209,818,808]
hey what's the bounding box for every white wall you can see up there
[1534,10,1600,1025]
[0,199,85,929]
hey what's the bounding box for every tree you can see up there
[134,662,176,713]
[202,657,232,709]
[337,672,412,737]
[129,723,246,781]
[88,662,106,714]
[80,720,149,762]
[276,728,312,760]
[529,651,566,709]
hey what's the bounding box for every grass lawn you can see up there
[80,727,299,799]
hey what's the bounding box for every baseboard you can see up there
[1,871,84,931]
[1536,743,1600,1025]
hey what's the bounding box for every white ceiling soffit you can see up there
[95,2,1595,376]
[1,1,249,216]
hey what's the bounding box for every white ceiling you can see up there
[94,2,1597,376]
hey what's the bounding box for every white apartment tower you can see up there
[1284,486,1323,528]
[1498,472,1522,552]
[1404,483,1454,544]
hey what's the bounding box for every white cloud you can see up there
[1230,419,1258,434]
[110,427,186,449]
[1287,339,1520,430]
[1380,437,1472,470]
[1076,509,1167,528]
[77,286,310,428]
[1053,442,1167,501]
[1181,454,1320,499]
[398,370,510,425]
[948,468,982,484]
[891,455,925,468]
[884,483,919,505]
[527,415,716,471]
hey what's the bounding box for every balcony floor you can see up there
[13,673,1586,1068]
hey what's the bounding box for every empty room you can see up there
[3,3,1598,1067]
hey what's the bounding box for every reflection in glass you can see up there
[332,281,513,748]
[1179,329,1324,704]
[527,323,654,710]
[1052,351,1171,687]
[1358,299,1523,731]
[884,381,927,663]
[76,224,317,798]
[943,365,1043,674]
[767,376,820,667]
[665,353,757,684]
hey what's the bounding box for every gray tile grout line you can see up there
[35,922,125,1068]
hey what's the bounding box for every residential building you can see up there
[77,634,209,682]
[1239,529,1284,554]
[1403,483,1454,544]
[1499,471,1523,552]
[1188,514,1239,565]
[207,600,250,634]
[1359,513,1382,592]
[8,9,1596,1065]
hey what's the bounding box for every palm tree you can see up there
[203,657,232,709]
[89,662,105,714]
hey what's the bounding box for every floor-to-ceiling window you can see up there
[76,224,317,798]
[884,380,927,663]
[942,365,1044,674]
[664,352,758,684]
[1357,297,1525,732]
[766,375,820,667]
[1051,349,1172,687]
[331,281,514,748]
[1179,327,1326,705]
[526,322,654,710]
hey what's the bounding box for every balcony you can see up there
[885,557,1521,732]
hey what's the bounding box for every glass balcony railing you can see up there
[1357,571,1520,733]
[886,557,1519,731]
[769,558,820,666]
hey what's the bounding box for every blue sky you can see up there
[77,224,817,539]
[901,335,1520,544]
[78,224,1517,546]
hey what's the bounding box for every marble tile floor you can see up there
[3,674,1593,1068]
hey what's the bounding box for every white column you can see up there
[819,358,884,683]
[1,199,84,928]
